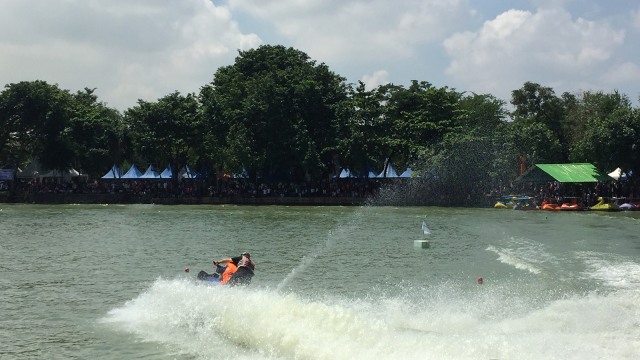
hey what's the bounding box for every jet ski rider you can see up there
[213,252,255,286]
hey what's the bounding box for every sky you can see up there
[1,0,639,111]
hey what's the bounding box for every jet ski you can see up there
[196,264,226,283]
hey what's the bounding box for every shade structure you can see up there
[139,165,160,179]
[160,165,173,179]
[121,164,142,179]
[515,163,610,183]
[377,162,398,178]
[101,165,121,179]
[180,165,201,179]
[399,167,413,178]
[356,163,378,178]
[338,168,357,178]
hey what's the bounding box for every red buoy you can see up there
[477,276,483,284]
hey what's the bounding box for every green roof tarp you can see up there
[516,163,611,183]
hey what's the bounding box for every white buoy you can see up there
[422,220,430,235]
[414,239,430,248]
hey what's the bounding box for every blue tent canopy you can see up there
[139,165,160,179]
[121,164,142,179]
[399,167,413,178]
[101,165,121,179]
[160,165,172,179]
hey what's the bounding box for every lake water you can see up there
[1,203,639,359]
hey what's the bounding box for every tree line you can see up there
[1,44,639,200]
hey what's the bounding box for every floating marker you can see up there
[422,220,431,235]
[414,240,430,248]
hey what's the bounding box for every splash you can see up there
[276,208,366,291]
[579,252,640,290]
[102,277,640,360]
[486,245,543,274]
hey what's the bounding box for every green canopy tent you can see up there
[515,163,611,183]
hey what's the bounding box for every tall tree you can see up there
[68,88,124,179]
[378,81,463,173]
[200,45,348,181]
[569,91,639,173]
[418,93,508,202]
[0,80,73,172]
[125,91,203,179]
[511,82,567,161]
[334,81,386,174]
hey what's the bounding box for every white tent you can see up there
[16,161,41,178]
[179,165,200,179]
[608,167,622,180]
[39,168,84,181]
[338,168,357,178]
[377,162,399,178]
[16,160,84,181]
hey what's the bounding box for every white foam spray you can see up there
[102,277,640,360]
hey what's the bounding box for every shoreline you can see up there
[0,192,369,206]
[0,191,490,207]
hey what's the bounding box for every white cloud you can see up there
[0,0,261,110]
[227,0,474,65]
[443,7,626,100]
[361,70,389,90]
[632,8,640,30]
[1,0,638,110]
[603,62,640,85]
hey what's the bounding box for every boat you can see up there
[614,197,639,211]
[494,195,521,209]
[619,202,637,211]
[512,196,538,210]
[540,198,560,210]
[590,197,620,211]
[559,197,582,211]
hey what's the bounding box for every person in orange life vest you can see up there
[214,252,255,286]
[219,261,237,285]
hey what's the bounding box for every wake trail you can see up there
[276,211,363,291]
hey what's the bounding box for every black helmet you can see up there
[241,252,250,258]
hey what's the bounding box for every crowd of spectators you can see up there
[6,176,385,200]
[5,174,640,207]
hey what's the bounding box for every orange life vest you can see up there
[220,262,238,285]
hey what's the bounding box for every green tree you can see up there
[68,88,124,179]
[200,45,348,181]
[124,91,203,179]
[569,91,639,173]
[0,80,73,172]
[506,120,563,166]
[334,81,386,174]
[511,82,567,161]
[418,92,508,202]
[372,81,464,174]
